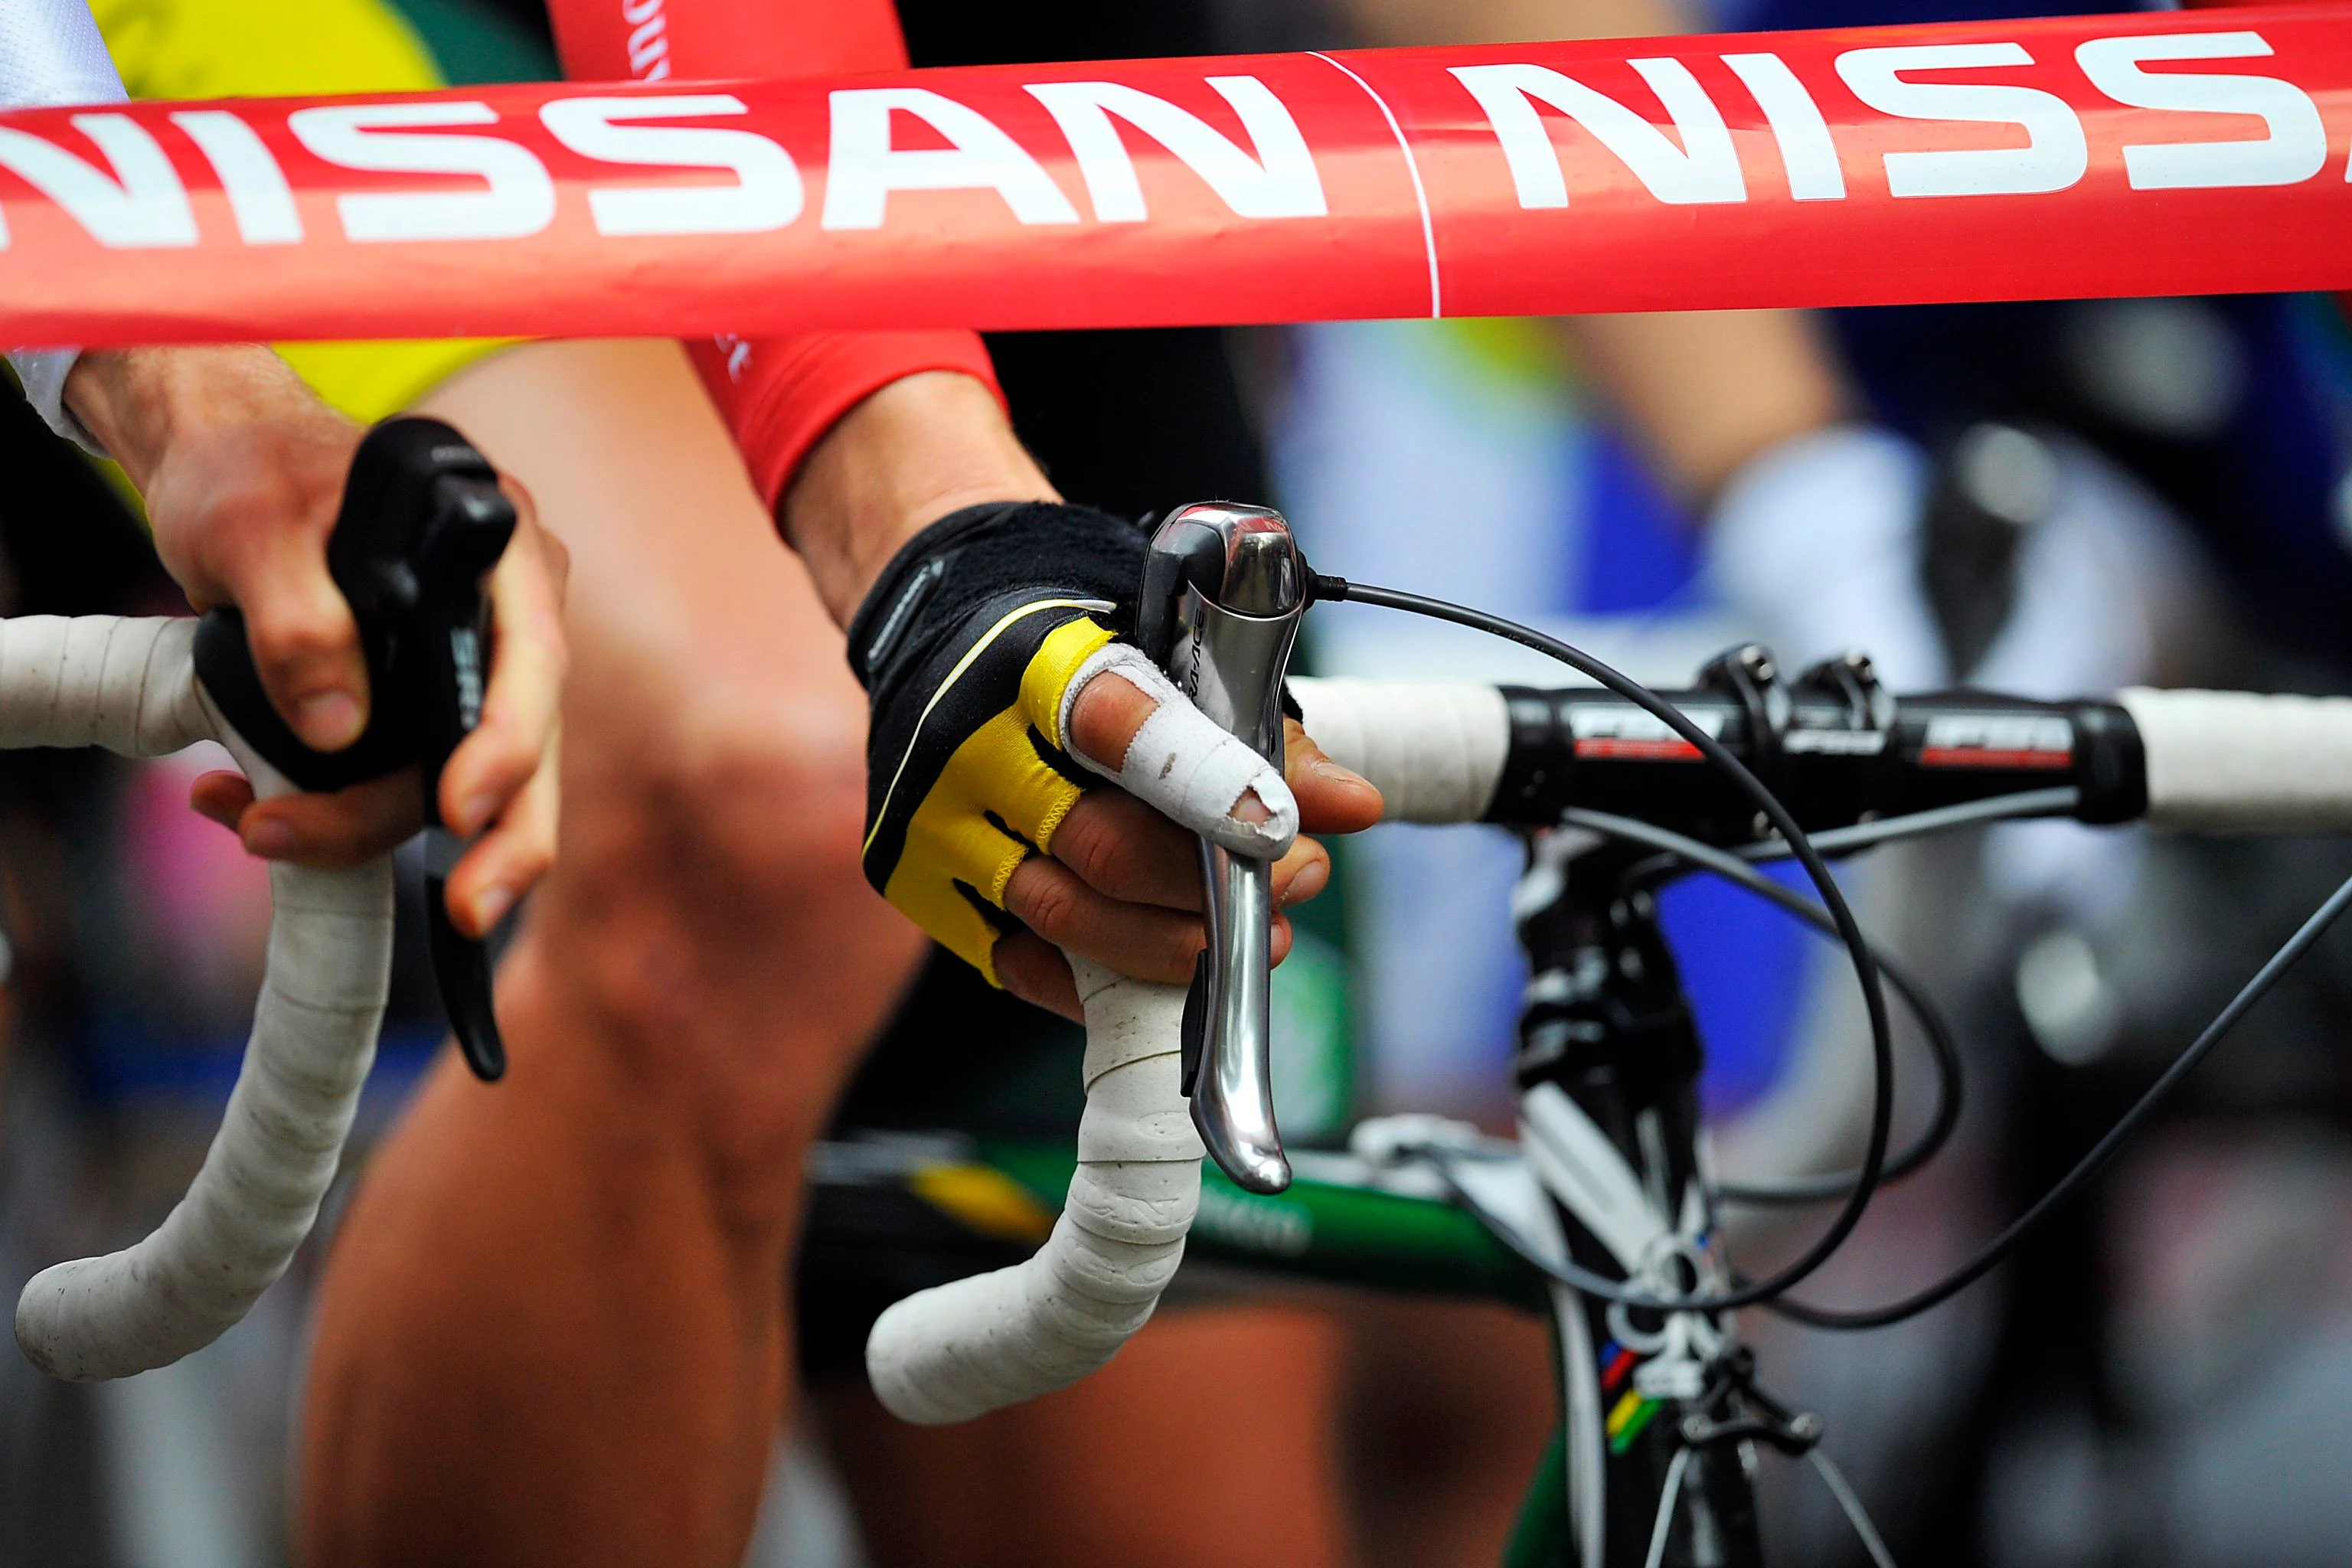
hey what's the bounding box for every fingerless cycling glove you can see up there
[848,502,1145,979]
[848,501,1296,982]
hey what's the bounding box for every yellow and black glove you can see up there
[848,501,1295,982]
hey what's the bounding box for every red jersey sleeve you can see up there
[545,0,1004,509]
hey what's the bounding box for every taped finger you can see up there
[1062,645,1298,859]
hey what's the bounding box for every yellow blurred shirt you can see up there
[90,0,511,422]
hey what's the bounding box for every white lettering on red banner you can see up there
[1024,77,1325,221]
[0,114,194,250]
[0,6,2345,346]
[1722,52,1847,201]
[822,87,1080,229]
[1834,43,2089,198]
[170,110,304,243]
[1450,60,1748,207]
[2074,31,2327,189]
[540,94,802,234]
[289,102,555,242]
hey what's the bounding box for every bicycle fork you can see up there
[1511,832,1780,1568]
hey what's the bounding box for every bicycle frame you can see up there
[1505,838,1771,1568]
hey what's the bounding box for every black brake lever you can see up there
[192,417,517,1082]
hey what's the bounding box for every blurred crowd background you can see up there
[11,0,2352,1563]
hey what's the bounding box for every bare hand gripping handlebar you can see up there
[194,419,514,1080]
[14,418,511,1382]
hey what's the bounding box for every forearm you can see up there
[782,371,1057,626]
[1560,310,1854,504]
[63,345,346,497]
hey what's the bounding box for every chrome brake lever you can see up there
[1141,503,1308,1195]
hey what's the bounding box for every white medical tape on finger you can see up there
[2119,688,2352,834]
[865,955,1199,1424]
[1059,643,1298,858]
[1289,677,1508,825]
[3,613,396,1381]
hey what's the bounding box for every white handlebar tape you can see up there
[1289,677,1510,825]
[0,616,214,756]
[866,956,1199,1424]
[2119,687,2352,834]
[5,616,396,1382]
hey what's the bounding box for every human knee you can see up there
[580,685,871,926]
[519,684,919,1167]
[544,682,915,1044]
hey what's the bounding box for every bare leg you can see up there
[822,1304,1352,1568]
[1341,1300,1557,1568]
[297,340,926,1567]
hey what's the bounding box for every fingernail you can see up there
[1279,858,1328,907]
[470,885,514,934]
[297,691,364,750]
[457,792,498,837]
[1312,756,1367,786]
[1230,787,1272,827]
[246,819,297,858]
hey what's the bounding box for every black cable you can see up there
[1769,868,2352,1330]
[1619,788,2081,890]
[1551,806,1963,1204]
[1312,577,1894,1310]
[1606,793,2073,1199]
[1747,789,2079,861]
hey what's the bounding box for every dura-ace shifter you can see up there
[194,418,515,1082]
[1138,504,1309,1195]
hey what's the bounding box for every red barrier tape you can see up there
[3,6,2349,348]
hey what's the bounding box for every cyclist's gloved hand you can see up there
[848,501,1311,995]
[1704,425,1952,691]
